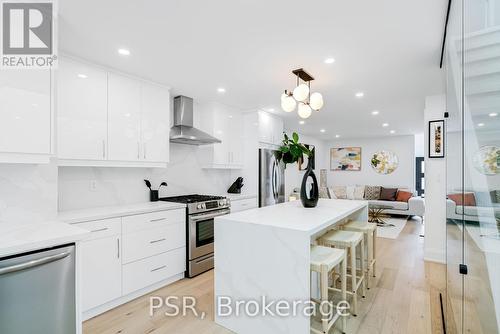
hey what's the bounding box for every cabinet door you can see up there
[229,112,243,165]
[108,73,141,161]
[141,83,169,163]
[258,111,273,144]
[212,107,230,165]
[57,59,107,160]
[272,115,284,145]
[0,69,51,154]
[80,235,122,311]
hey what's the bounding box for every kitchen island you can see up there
[214,199,368,334]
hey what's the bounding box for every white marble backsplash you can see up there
[0,159,58,224]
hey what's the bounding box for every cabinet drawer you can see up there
[122,247,186,295]
[75,218,121,240]
[122,209,185,234]
[231,198,257,213]
[122,221,185,264]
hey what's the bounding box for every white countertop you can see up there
[0,221,89,258]
[217,198,367,235]
[224,193,257,201]
[58,201,186,224]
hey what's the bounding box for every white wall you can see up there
[0,160,58,224]
[424,94,446,264]
[58,143,235,211]
[323,135,416,189]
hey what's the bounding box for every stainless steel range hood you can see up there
[170,96,222,145]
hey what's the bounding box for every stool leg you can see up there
[320,264,329,333]
[367,232,373,289]
[350,245,357,316]
[360,238,366,298]
[373,228,377,277]
[341,255,347,332]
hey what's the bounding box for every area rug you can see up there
[375,217,408,239]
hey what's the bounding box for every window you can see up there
[415,157,424,196]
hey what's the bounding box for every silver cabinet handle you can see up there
[117,238,120,259]
[0,252,70,276]
[137,141,140,159]
[143,143,147,160]
[102,140,106,159]
[90,227,109,233]
[150,238,166,244]
[151,265,166,272]
[150,218,166,223]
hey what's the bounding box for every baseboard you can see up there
[82,272,185,321]
[424,247,446,264]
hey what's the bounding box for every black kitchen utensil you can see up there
[227,177,244,194]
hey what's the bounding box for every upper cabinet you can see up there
[258,111,284,146]
[198,103,244,169]
[0,69,52,163]
[57,57,170,167]
[57,58,107,160]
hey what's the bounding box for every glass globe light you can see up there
[297,103,312,119]
[281,95,296,112]
[293,83,309,102]
[309,92,324,111]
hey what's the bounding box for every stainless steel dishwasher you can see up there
[0,244,76,334]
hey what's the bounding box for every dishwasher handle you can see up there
[0,251,71,276]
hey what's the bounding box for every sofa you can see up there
[321,185,425,217]
[446,190,500,223]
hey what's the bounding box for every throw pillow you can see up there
[396,190,413,202]
[380,187,398,201]
[346,185,355,200]
[354,186,365,200]
[332,186,347,199]
[448,193,476,206]
[319,187,330,199]
[364,186,381,200]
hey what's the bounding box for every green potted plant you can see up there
[277,132,319,208]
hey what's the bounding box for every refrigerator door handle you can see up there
[0,252,70,276]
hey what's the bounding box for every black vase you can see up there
[300,158,319,208]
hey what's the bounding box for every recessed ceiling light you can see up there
[371,110,379,115]
[478,123,485,127]
[228,115,233,118]
[217,87,226,93]
[117,48,130,56]
[335,134,340,138]
[320,129,326,133]
[489,112,498,117]
[382,123,389,127]
[324,57,335,64]
[299,120,305,125]
[390,130,396,134]
[77,74,88,79]
[265,108,275,112]
[355,92,364,98]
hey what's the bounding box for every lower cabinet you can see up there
[76,208,186,315]
[230,197,258,213]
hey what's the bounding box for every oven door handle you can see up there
[190,209,231,221]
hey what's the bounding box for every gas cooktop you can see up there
[159,194,226,204]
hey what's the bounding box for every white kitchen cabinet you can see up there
[0,68,52,163]
[258,111,284,146]
[107,73,142,162]
[230,197,258,213]
[199,104,244,169]
[78,218,122,312]
[140,83,170,163]
[57,58,107,160]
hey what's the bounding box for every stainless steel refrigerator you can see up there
[259,148,285,207]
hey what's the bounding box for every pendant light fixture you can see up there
[281,68,324,118]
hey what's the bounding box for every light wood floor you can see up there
[84,217,446,334]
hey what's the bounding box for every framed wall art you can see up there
[428,120,445,158]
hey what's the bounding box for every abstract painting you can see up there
[429,120,445,158]
[371,150,399,174]
[330,147,361,171]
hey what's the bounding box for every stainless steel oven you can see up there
[159,194,230,277]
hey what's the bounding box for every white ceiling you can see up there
[59,0,447,139]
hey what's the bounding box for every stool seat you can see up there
[310,245,345,272]
[344,220,377,232]
[322,230,363,246]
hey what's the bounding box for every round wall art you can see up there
[371,150,399,174]
[472,146,500,175]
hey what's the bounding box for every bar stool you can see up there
[320,230,366,316]
[310,245,347,334]
[342,221,377,289]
